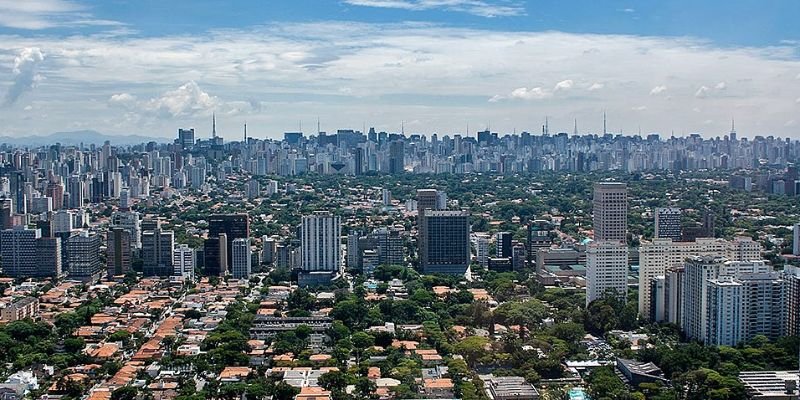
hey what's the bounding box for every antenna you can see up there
[212,112,216,138]
[299,120,302,132]
[731,117,736,133]
[401,121,404,135]
[466,122,469,136]
[545,116,549,135]
[317,116,321,134]
[574,118,578,135]
[244,121,247,143]
[603,111,607,135]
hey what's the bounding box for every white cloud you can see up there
[650,85,667,95]
[715,81,727,90]
[342,0,525,17]
[587,82,605,91]
[554,79,574,91]
[1,22,800,137]
[109,82,221,119]
[695,86,710,98]
[509,87,550,100]
[632,105,647,111]
[0,0,122,30]
[3,47,45,106]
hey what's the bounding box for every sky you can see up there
[0,0,799,140]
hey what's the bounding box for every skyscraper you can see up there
[300,211,341,273]
[419,210,470,275]
[388,140,404,174]
[107,227,132,279]
[496,231,512,258]
[654,207,682,241]
[66,231,102,282]
[587,182,629,305]
[793,223,800,256]
[142,228,175,276]
[593,182,628,241]
[0,227,61,278]
[204,214,249,276]
[231,238,252,279]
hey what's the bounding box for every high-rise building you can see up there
[496,232,512,258]
[66,231,102,282]
[52,210,74,234]
[472,234,489,268]
[0,227,61,278]
[204,214,249,276]
[388,140,404,174]
[45,182,64,211]
[416,189,443,214]
[111,211,141,248]
[67,175,84,209]
[142,228,174,276]
[783,265,800,337]
[173,244,195,281]
[526,220,553,262]
[177,128,195,149]
[654,207,682,241]
[300,211,341,273]
[793,223,800,256]
[106,227,132,279]
[419,210,470,275]
[585,240,629,305]
[638,236,762,319]
[593,182,628,241]
[231,238,252,279]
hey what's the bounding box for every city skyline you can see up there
[1,1,800,139]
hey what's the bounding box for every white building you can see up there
[638,237,762,319]
[300,212,341,273]
[52,210,73,233]
[586,240,629,305]
[593,182,627,242]
[173,244,195,282]
[793,223,800,256]
[654,207,682,241]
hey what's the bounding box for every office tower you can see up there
[382,189,391,206]
[638,237,763,319]
[142,228,174,276]
[419,210,470,275]
[417,189,444,214]
[204,214,249,276]
[66,231,102,282]
[354,147,365,176]
[300,211,341,273]
[45,182,64,211]
[174,244,195,281]
[512,243,526,271]
[526,220,553,262]
[650,276,667,322]
[664,266,685,325]
[784,265,800,336]
[706,277,744,346]
[261,236,276,266]
[191,166,206,189]
[794,223,800,256]
[654,207,682,241]
[106,227,132,278]
[585,241,629,305]
[593,182,628,241]
[231,238,252,279]
[0,227,60,278]
[67,175,84,209]
[388,140,404,174]
[119,188,131,210]
[496,232,512,258]
[373,227,404,266]
[177,128,195,149]
[346,232,360,269]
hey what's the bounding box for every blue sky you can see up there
[0,0,799,139]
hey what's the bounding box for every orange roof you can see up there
[219,366,251,380]
[415,349,438,355]
[87,389,111,400]
[309,354,331,362]
[424,378,454,389]
[367,367,381,379]
[87,343,120,359]
[90,313,116,325]
[391,340,418,350]
[296,386,331,400]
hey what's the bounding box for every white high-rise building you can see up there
[301,211,341,273]
[793,223,800,256]
[587,182,629,305]
[52,210,74,233]
[638,236,763,319]
[173,244,195,281]
[586,240,629,305]
[472,234,489,268]
[231,237,252,279]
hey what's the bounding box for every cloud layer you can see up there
[1,22,800,138]
[343,0,525,17]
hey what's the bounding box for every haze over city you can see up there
[1,0,800,139]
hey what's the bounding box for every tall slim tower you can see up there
[212,113,217,138]
[587,182,629,305]
[593,182,628,241]
[301,211,341,273]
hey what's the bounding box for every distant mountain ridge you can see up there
[0,130,171,147]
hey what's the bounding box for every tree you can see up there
[454,336,489,366]
[111,386,138,400]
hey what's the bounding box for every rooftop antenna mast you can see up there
[243,121,247,142]
[317,116,321,134]
[574,118,578,136]
[401,121,404,135]
[603,111,607,135]
[212,112,217,138]
[545,116,549,135]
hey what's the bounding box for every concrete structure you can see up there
[586,240,628,305]
[173,244,195,281]
[142,228,175,276]
[0,297,39,322]
[419,210,470,275]
[66,231,102,282]
[638,236,763,319]
[592,182,627,242]
[231,238,252,279]
[204,214,249,276]
[300,211,341,273]
[485,376,539,400]
[654,207,682,241]
[794,223,800,256]
[739,370,800,399]
[106,227,132,279]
